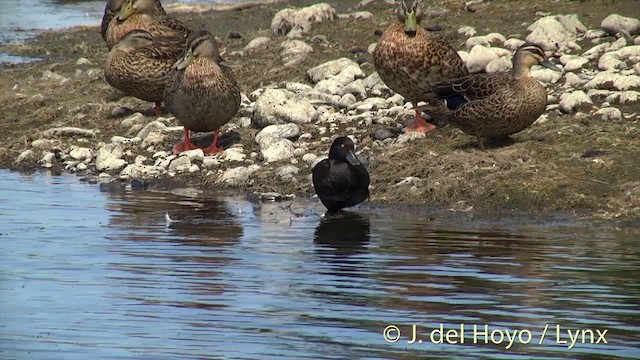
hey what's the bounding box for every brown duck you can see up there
[100,0,166,43]
[417,43,562,149]
[164,30,241,155]
[104,0,191,50]
[105,30,185,116]
[373,0,468,133]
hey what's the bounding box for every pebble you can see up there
[271,3,336,37]
[168,156,191,171]
[181,149,205,162]
[601,14,640,36]
[594,107,623,120]
[559,91,593,114]
[96,143,126,172]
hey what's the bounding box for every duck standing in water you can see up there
[417,43,562,149]
[100,0,166,43]
[373,0,468,133]
[312,137,370,212]
[164,30,241,155]
[105,30,185,117]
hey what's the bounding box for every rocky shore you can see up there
[1,0,639,219]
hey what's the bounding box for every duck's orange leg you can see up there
[200,130,224,155]
[172,128,199,155]
[154,102,162,117]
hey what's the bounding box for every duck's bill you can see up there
[346,150,361,167]
[117,3,135,21]
[540,60,562,72]
[173,52,194,70]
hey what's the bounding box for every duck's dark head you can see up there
[174,30,222,70]
[395,0,423,36]
[328,136,361,166]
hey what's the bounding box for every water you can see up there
[0,0,245,63]
[1,170,639,359]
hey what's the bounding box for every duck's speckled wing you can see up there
[149,17,193,40]
[431,73,511,102]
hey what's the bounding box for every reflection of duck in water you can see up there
[314,212,371,258]
[312,137,370,213]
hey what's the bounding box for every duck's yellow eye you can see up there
[340,144,345,148]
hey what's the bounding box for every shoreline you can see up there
[1,0,639,221]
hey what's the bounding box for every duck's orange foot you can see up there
[200,143,224,156]
[172,140,199,155]
[403,111,437,134]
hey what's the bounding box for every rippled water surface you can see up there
[1,170,639,359]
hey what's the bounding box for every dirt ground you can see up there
[0,0,639,220]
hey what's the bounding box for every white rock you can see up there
[203,157,220,168]
[140,132,166,148]
[31,139,56,150]
[397,132,426,144]
[357,0,373,8]
[585,72,640,91]
[338,11,373,20]
[583,43,610,60]
[221,148,246,162]
[485,57,512,73]
[563,72,584,88]
[285,82,313,94]
[594,107,622,120]
[635,62,640,75]
[260,138,295,162]
[307,58,362,83]
[244,37,271,52]
[275,164,300,178]
[15,149,35,164]
[559,91,593,113]
[560,54,589,71]
[255,123,300,145]
[526,14,586,53]
[458,26,476,37]
[168,156,191,171]
[338,79,367,99]
[465,45,499,73]
[601,14,640,36]
[188,164,200,173]
[362,71,385,89]
[42,127,96,138]
[41,70,69,85]
[76,57,91,66]
[271,3,336,37]
[180,149,205,162]
[69,147,93,161]
[584,29,607,39]
[252,89,317,128]
[465,32,506,48]
[76,162,88,171]
[96,143,126,172]
[136,120,167,141]
[217,166,257,186]
[302,153,318,164]
[120,112,146,128]
[340,93,357,107]
[503,38,525,50]
[367,42,377,54]
[280,40,313,66]
[531,67,563,84]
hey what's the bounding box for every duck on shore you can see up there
[105,30,185,117]
[417,43,562,149]
[104,0,192,50]
[164,30,241,155]
[373,0,468,134]
[312,137,370,213]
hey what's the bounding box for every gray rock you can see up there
[280,40,313,66]
[120,112,146,128]
[302,153,318,164]
[203,157,220,168]
[76,57,91,66]
[594,107,623,120]
[458,26,477,37]
[96,143,127,172]
[168,155,191,171]
[255,123,300,145]
[260,138,295,162]
[563,72,584,88]
[367,42,377,54]
[526,14,586,53]
[285,82,313,94]
[41,70,69,85]
[601,14,640,36]
[141,132,167,148]
[188,165,200,173]
[271,3,336,37]
[357,0,373,8]
[339,93,357,107]
[397,132,426,144]
[244,37,271,52]
[362,71,385,89]
[307,58,362,83]
[76,162,88,171]
[585,72,640,91]
[338,79,367,99]
[69,147,93,161]
[559,91,593,113]
[503,38,526,50]
[531,67,563,84]
[252,89,317,128]
[465,45,499,73]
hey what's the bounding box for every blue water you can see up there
[1,170,639,359]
